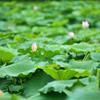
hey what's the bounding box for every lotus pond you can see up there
[0,0,100,100]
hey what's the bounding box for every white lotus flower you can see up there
[33,6,39,11]
[82,20,89,28]
[32,43,37,52]
[68,32,75,39]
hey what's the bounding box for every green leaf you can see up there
[0,93,25,100]
[0,46,18,63]
[0,78,11,91]
[69,60,99,70]
[28,93,67,100]
[0,59,35,77]
[90,52,100,61]
[79,76,96,86]
[68,84,100,100]
[39,79,77,94]
[40,64,77,80]
[8,85,23,93]
[40,63,91,80]
[41,44,70,53]
[0,93,12,100]
[23,71,53,97]
[70,43,95,52]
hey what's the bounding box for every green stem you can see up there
[97,68,100,90]
[83,52,89,61]
[63,89,71,96]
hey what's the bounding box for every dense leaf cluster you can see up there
[0,0,100,100]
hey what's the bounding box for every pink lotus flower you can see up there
[68,32,75,39]
[32,43,37,52]
[0,90,3,96]
[82,20,89,28]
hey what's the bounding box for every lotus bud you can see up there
[32,43,37,52]
[68,32,75,39]
[0,90,3,96]
[82,20,89,28]
[33,6,39,11]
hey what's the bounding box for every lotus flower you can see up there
[32,43,37,52]
[82,20,89,28]
[33,6,39,11]
[68,32,75,39]
[0,90,3,96]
